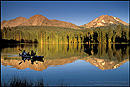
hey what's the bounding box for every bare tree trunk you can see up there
[41,34,43,44]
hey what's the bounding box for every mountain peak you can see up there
[30,14,46,18]
[34,14,42,16]
[2,20,7,22]
[80,15,129,28]
[14,17,27,21]
[1,14,128,29]
[101,15,109,17]
[16,16,26,19]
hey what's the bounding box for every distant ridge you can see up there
[1,14,79,29]
[1,14,129,29]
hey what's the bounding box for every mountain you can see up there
[80,15,129,28]
[50,19,79,28]
[1,17,28,29]
[80,57,129,70]
[1,14,79,29]
[1,14,129,29]
[1,56,129,71]
[1,56,79,71]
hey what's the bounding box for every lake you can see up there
[1,43,129,86]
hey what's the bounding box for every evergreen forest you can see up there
[1,25,129,44]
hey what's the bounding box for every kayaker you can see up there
[27,52,30,56]
[22,50,27,56]
[31,50,36,56]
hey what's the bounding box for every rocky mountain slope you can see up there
[1,14,129,29]
[80,15,129,28]
[1,56,128,71]
[1,14,79,29]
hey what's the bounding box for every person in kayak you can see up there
[22,50,27,56]
[31,50,36,56]
[27,52,30,56]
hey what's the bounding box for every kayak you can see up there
[19,54,44,59]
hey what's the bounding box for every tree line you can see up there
[1,25,129,44]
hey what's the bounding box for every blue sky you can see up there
[1,1,129,26]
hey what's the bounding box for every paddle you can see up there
[34,49,37,55]
[35,49,37,53]
[19,58,28,65]
[18,49,23,52]
[19,61,22,65]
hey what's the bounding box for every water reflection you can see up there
[19,57,44,65]
[84,48,92,55]
[1,44,129,71]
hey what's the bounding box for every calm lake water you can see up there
[1,44,129,86]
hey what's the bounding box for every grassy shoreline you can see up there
[1,76,69,87]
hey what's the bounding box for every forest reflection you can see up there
[1,44,129,71]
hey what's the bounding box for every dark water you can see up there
[1,44,129,86]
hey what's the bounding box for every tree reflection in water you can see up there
[1,43,129,71]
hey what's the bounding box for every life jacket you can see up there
[22,52,27,56]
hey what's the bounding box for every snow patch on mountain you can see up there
[97,23,103,26]
[114,17,119,21]
[110,21,113,24]
[102,20,105,23]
